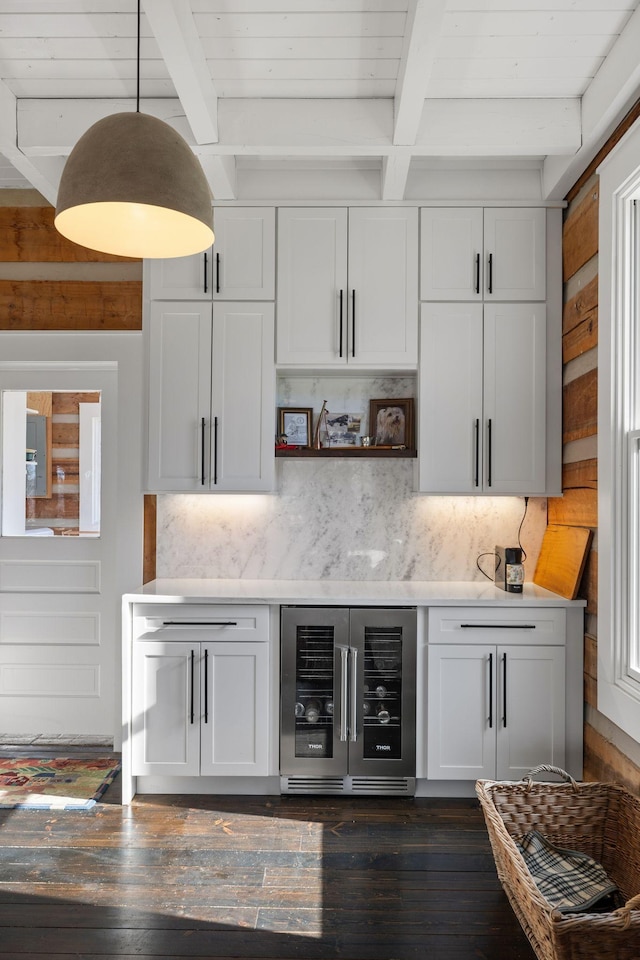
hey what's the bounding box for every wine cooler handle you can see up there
[349,646,358,742]
[339,646,349,742]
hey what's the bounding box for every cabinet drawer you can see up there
[132,604,269,642]
[427,606,565,645]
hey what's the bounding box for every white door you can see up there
[420,208,483,301]
[347,207,418,366]
[419,303,484,493]
[212,207,275,300]
[483,303,547,494]
[484,208,546,301]
[0,335,142,739]
[276,208,348,365]
[496,645,565,780]
[210,302,275,492]
[147,301,212,492]
[427,644,496,780]
[200,640,270,776]
[131,641,200,776]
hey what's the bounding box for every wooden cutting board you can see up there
[533,524,593,599]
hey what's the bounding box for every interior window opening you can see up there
[1,389,102,538]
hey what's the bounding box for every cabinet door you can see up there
[147,302,212,492]
[147,249,212,301]
[212,207,275,300]
[427,644,496,780]
[484,208,546,301]
[420,208,483,301]
[418,303,483,493]
[200,640,270,776]
[496,645,565,780]
[276,208,348,364]
[131,641,200,776]
[483,303,546,494]
[210,302,275,491]
[347,207,418,366]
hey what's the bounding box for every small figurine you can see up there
[275,433,289,450]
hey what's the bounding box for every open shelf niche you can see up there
[276,371,417,458]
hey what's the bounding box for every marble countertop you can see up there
[125,578,585,607]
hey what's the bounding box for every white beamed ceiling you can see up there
[1,0,640,203]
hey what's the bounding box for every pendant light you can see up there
[54,0,214,259]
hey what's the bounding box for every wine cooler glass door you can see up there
[280,607,350,775]
[348,609,417,777]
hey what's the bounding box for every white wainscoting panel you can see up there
[0,560,101,593]
[0,663,100,697]
[0,611,100,645]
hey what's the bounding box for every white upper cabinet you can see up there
[147,207,275,301]
[421,207,546,302]
[277,207,418,367]
[419,301,547,494]
[146,301,275,493]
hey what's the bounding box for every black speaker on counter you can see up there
[494,545,524,593]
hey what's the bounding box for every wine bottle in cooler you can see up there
[305,699,322,723]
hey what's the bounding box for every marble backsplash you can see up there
[156,459,547,582]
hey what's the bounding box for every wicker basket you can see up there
[476,765,640,960]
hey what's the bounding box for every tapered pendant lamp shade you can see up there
[55,112,214,258]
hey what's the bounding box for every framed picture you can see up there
[278,407,312,447]
[369,398,414,449]
[325,412,363,447]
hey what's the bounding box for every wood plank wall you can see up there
[0,200,155,578]
[557,104,640,792]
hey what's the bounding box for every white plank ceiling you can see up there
[1,0,639,203]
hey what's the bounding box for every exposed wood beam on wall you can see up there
[0,279,142,330]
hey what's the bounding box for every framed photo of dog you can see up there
[369,398,414,449]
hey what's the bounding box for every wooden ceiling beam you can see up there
[142,0,218,145]
[18,97,581,159]
[542,3,640,199]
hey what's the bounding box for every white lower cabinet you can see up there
[426,608,566,781]
[131,613,271,778]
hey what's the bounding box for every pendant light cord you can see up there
[136,0,141,113]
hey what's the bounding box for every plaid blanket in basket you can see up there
[516,830,620,914]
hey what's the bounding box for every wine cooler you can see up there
[280,606,416,795]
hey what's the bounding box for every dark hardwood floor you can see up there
[0,749,535,960]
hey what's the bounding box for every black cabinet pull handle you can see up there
[200,417,206,485]
[488,253,493,294]
[216,252,220,294]
[460,624,537,629]
[351,289,356,358]
[488,652,493,729]
[203,252,208,294]
[502,652,507,727]
[204,649,209,724]
[474,418,479,487]
[190,649,195,725]
[162,621,238,627]
[475,253,480,295]
[339,289,344,358]
[213,416,219,485]
[487,419,492,487]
